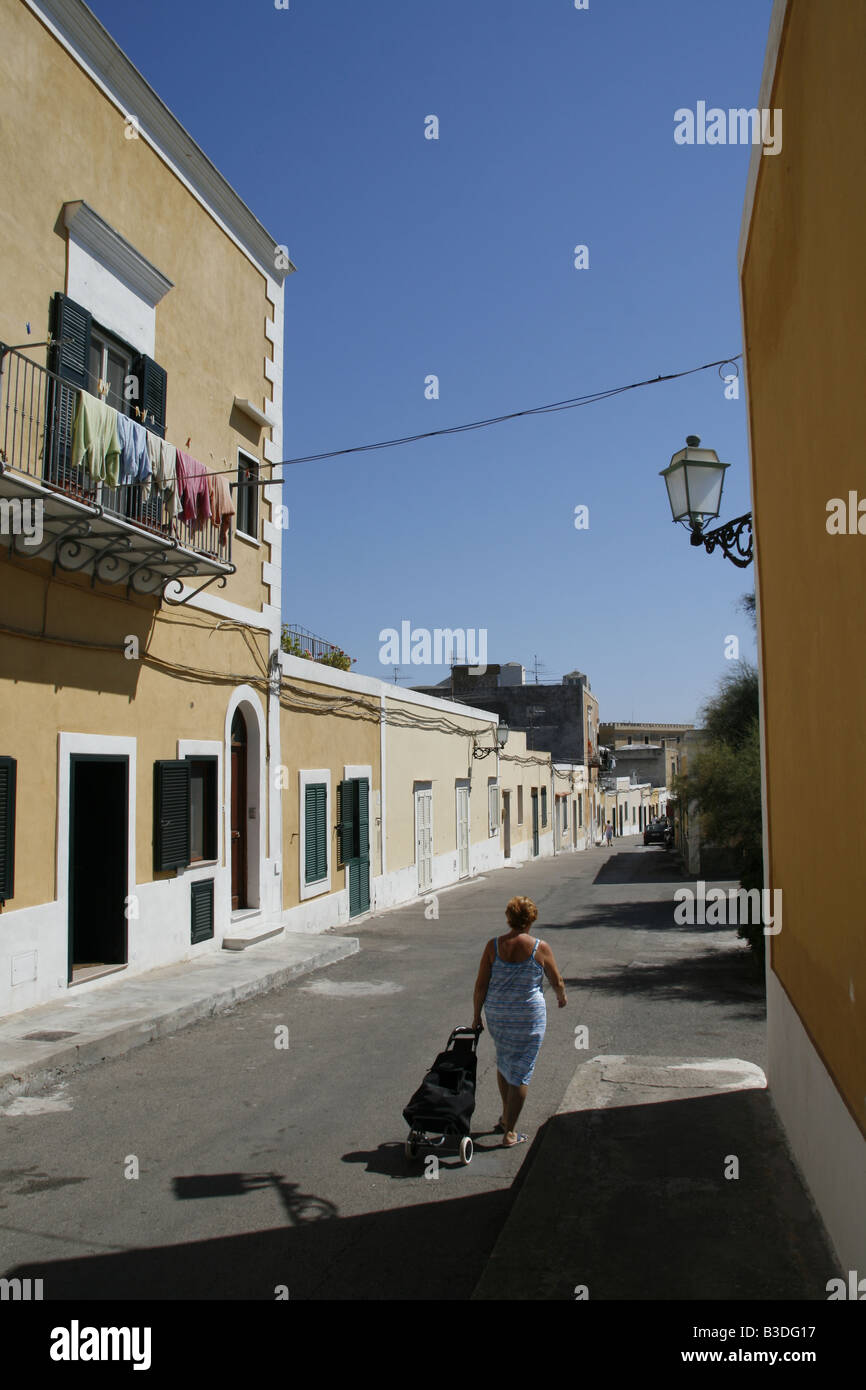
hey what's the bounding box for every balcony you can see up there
[281,624,355,670]
[0,343,234,597]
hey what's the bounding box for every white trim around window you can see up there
[299,768,331,901]
[488,778,500,838]
[236,448,260,543]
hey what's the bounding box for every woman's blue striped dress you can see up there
[484,937,547,1086]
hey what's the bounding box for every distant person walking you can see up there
[605,821,614,847]
[472,896,566,1147]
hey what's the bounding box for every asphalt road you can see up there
[1,841,766,1300]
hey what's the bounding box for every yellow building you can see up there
[275,655,574,928]
[0,0,291,1009]
[739,0,866,1271]
[0,0,597,1024]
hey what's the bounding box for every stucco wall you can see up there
[0,0,275,613]
[741,0,866,1141]
[0,557,273,907]
[278,674,380,911]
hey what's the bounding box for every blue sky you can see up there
[90,0,770,723]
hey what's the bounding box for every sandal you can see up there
[502,1132,528,1148]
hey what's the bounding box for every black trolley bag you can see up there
[402,1025,481,1165]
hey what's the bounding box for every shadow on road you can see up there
[474,1087,838,1301]
[7,1183,513,1299]
[593,849,696,886]
[562,942,764,1014]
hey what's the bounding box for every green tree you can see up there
[673,659,764,960]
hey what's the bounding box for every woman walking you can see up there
[472,895,567,1147]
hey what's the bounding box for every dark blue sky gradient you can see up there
[87,0,771,720]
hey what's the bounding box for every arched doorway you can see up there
[230,709,248,910]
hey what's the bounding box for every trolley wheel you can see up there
[459,1136,473,1165]
[405,1135,419,1160]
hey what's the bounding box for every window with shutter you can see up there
[0,757,17,904]
[188,758,218,862]
[154,761,191,872]
[236,452,259,537]
[47,293,92,486]
[305,783,327,884]
[541,787,548,827]
[132,353,167,438]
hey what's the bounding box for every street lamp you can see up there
[472,722,509,759]
[660,436,753,567]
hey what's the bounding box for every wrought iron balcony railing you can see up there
[0,342,233,596]
[281,625,353,666]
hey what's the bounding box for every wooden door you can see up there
[502,790,511,859]
[231,711,247,910]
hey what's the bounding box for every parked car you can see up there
[643,818,669,846]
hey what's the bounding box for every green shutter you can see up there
[191,878,214,944]
[0,757,17,903]
[339,779,355,862]
[50,292,92,389]
[357,779,369,861]
[305,783,327,883]
[133,353,168,438]
[47,293,92,483]
[348,780,370,917]
[154,761,191,871]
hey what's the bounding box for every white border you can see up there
[57,732,137,978]
[413,782,434,893]
[225,687,266,911]
[456,779,471,878]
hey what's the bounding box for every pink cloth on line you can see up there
[176,450,212,525]
[208,471,235,543]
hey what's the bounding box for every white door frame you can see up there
[414,783,433,893]
[456,780,470,879]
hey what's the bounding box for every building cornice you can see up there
[63,201,173,304]
[26,0,297,284]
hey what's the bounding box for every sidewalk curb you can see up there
[0,935,359,1106]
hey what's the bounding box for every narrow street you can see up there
[1,842,766,1300]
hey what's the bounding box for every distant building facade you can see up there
[415,665,599,767]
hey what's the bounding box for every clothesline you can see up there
[69,387,235,540]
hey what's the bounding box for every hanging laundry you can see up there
[208,471,235,544]
[144,433,178,522]
[71,391,121,488]
[116,414,151,486]
[176,450,212,526]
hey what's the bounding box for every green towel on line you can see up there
[71,391,121,489]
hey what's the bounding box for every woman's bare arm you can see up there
[472,941,494,1028]
[537,940,567,1007]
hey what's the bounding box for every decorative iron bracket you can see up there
[162,570,233,606]
[690,512,753,568]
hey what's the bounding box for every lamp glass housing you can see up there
[661,445,729,528]
[497,722,510,748]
